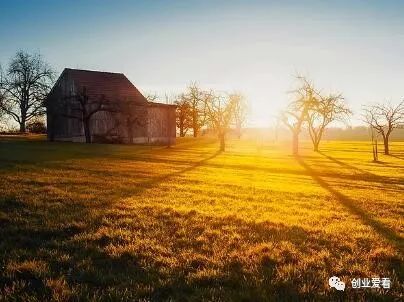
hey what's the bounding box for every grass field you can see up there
[0,136,403,301]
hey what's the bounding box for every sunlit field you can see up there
[0,136,403,301]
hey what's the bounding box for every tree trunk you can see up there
[83,119,91,143]
[375,140,378,160]
[192,111,198,137]
[383,136,389,155]
[19,102,27,132]
[219,133,225,151]
[19,122,26,133]
[179,122,184,137]
[313,140,319,152]
[309,127,318,152]
[19,113,26,132]
[292,132,299,155]
[372,139,379,161]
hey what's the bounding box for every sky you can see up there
[1,0,404,127]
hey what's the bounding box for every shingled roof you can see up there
[56,68,148,103]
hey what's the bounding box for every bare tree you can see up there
[230,92,248,139]
[282,76,317,155]
[174,94,192,137]
[307,93,351,151]
[206,92,236,151]
[144,92,159,102]
[0,51,54,132]
[183,83,209,137]
[54,87,115,143]
[363,101,404,155]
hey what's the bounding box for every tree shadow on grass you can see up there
[51,152,402,188]
[1,149,403,300]
[4,198,402,301]
[317,152,403,189]
[0,198,291,300]
[0,200,359,301]
[0,139,157,170]
[318,151,378,174]
[389,154,404,161]
[0,138,220,173]
[295,155,403,253]
[113,150,223,198]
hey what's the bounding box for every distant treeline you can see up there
[241,126,404,141]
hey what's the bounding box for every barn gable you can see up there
[48,68,148,104]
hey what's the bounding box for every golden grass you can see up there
[0,136,403,301]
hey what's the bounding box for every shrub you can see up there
[27,121,47,134]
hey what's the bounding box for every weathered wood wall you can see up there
[46,71,176,144]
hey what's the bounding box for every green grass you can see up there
[0,135,403,301]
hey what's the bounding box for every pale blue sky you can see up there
[1,0,404,126]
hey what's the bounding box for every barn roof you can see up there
[56,68,149,104]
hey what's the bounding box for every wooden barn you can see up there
[46,68,176,144]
